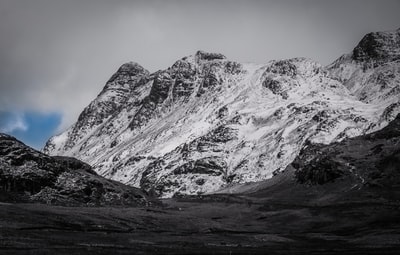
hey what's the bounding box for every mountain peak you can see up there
[116,61,149,76]
[352,29,400,63]
[195,50,226,62]
[105,61,149,86]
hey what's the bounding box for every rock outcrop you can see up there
[1,133,150,206]
[293,114,400,189]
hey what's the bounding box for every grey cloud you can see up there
[0,0,399,131]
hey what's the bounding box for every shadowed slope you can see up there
[0,133,151,206]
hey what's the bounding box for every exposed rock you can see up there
[0,133,151,206]
[328,29,400,114]
[294,156,345,185]
[195,50,226,62]
[217,106,229,119]
[352,29,400,64]
[129,71,174,129]
[265,59,298,77]
[292,114,400,187]
[262,77,288,99]
[173,157,226,176]
[44,62,151,154]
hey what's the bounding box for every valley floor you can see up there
[1,192,400,255]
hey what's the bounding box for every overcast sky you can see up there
[0,0,399,149]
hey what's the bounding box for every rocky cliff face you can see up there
[352,29,400,63]
[44,30,400,197]
[0,133,150,206]
[293,113,400,191]
[328,28,400,129]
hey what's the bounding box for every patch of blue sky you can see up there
[0,111,61,150]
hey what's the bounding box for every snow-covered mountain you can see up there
[328,28,400,129]
[44,29,400,197]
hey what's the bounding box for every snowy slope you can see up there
[44,29,400,197]
[328,28,400,130]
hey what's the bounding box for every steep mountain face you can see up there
[217,114,400,201]
[0,133,150,206]
[293,113,400,190]
[328,28,400,129]
[44,62,151,154]
[44,29,400,197]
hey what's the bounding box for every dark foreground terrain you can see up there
[0,187,400,255]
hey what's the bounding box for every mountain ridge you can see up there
[44,29,400,197]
